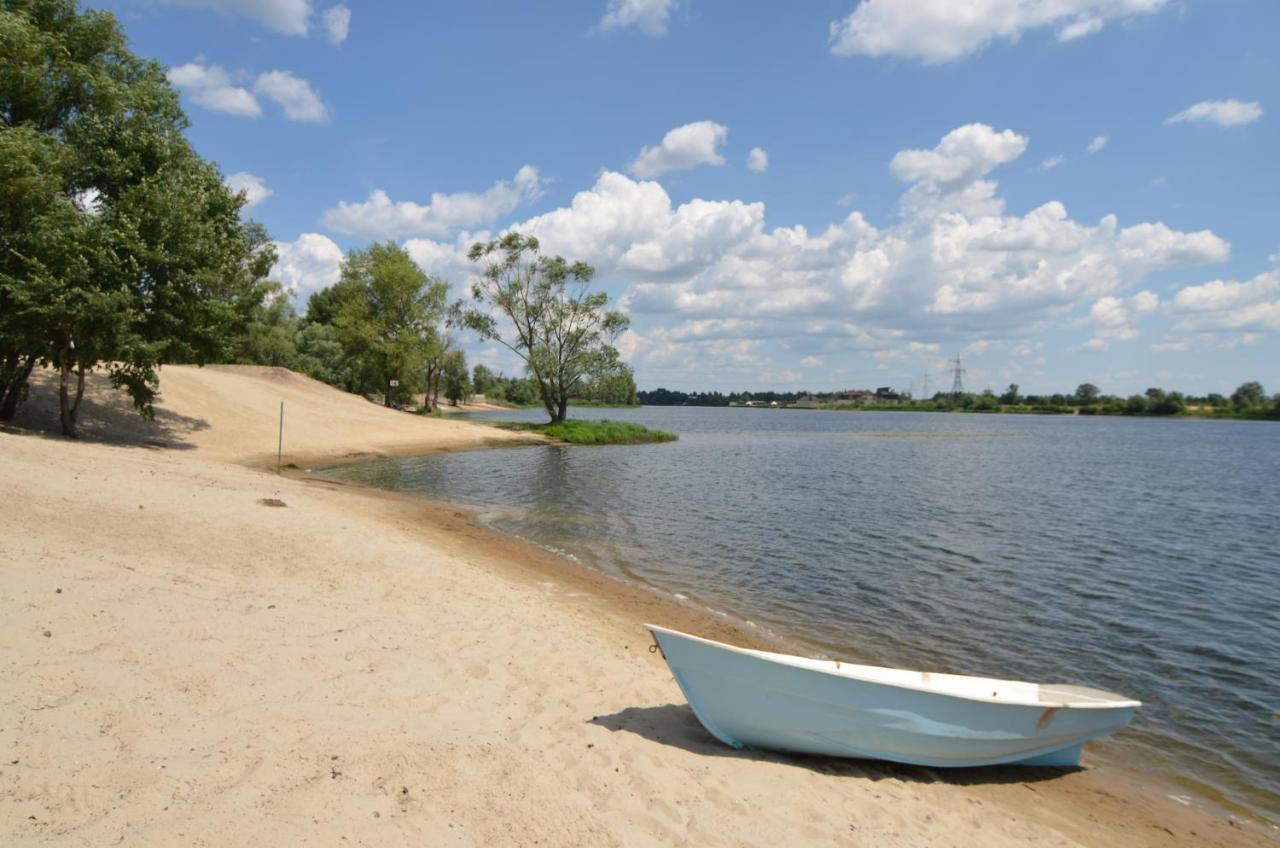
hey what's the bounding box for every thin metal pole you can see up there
[277,401,284,474]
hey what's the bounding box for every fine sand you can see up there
[1,365,1273,846]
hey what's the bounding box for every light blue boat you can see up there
[647,625,1140,768]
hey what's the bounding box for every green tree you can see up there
[332,242,448,407]
[579,353,639,405]
[455,233,629,423]
[1,0,271,436]
[1075,383,1100,406]
[973,390,999,411]
[304,284,350,326]
[443,350,470,406]
[501,375,539,405]
[471,363,499,397]
[999,383,1020,405]
[1123,395,1148,415]
[231,282,299,367]
[421,331,455,410]
[1231,381,1266,410]
[292,321,352,388]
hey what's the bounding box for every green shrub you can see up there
[497,419,676,445]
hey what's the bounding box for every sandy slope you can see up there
[10,364,540,466]
[1,367,1272,846]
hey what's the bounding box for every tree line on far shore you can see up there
[2,1,632,434]
[639,382,1280,420]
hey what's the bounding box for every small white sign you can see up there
[389,379,399,387]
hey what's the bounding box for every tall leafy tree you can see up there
[455,232,629,423]
[0,0,271,436]
[579,352,638,405]
[331,242,448,407]
[442,349,470,406]
[1231,381,1265,409]
[1075,383,1101,406]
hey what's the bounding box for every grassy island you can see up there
[497,419,677,445]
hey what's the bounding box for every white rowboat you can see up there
[647,625,1140,768]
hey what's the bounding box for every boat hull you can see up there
[650,627,1137,768]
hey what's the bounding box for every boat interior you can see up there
[649,626,1140,709]
[756,649,1140,708]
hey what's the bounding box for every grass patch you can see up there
[497,419,677,445]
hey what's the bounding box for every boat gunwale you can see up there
[647,625,1142,711]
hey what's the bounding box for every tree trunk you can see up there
[537,379,556,423]
[71,361,86,422]
[555,397,568,423]
[58,351,77,438]
[0,352,36,422]
[384,376,393,408]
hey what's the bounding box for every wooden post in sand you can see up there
[277,401,284,474]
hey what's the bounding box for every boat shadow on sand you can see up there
[589,703,1078,787]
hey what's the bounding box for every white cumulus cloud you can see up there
[747,147,769,173]
[829,0,1169,63]
[516,171,763,278]
[169,61,328,122]
[155,0,311,36]
[272,233,344,300]
[154,1,350,43]
[409,123,1229,376]
[1077,290,1159,349]
[254,70,329,122]
[322,4,351,45]
[890,124,1028,188]
[167,61,261,117]
[1040,155,1064,170]
[597,0,677,37]
[1168,263,1280,333]
[1165,99,1263,128]
[630,121,728,178]
[225,172,272,210]
[1087,134,1108,153]
[322,166,546,240]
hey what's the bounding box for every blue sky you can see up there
[93,0,1278,395]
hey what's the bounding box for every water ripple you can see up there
[321,407,1280,824]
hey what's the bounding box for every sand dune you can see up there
[1,367,1271,846]
[11,364,539,466]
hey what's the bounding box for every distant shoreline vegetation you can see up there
[637,382,1280,421]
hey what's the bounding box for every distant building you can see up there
[837,389,874,403]
[875,386,901,400]
[793,395,821,409]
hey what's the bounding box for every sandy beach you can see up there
[1,365,1273,846]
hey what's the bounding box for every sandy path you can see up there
[1,367,1272,846]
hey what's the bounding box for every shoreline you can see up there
[303,454,1275,834]
[4,365,1274,845]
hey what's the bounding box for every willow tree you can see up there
[455,233,629,423]
[0,0,271,436]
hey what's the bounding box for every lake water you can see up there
[318,407,1280,822]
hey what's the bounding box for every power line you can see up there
[948,355,966,396]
